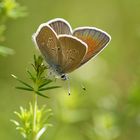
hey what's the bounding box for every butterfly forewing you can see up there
[47,18,72,35]
[73,27,111,66]
[58,35,87,73]
[34,24,62,67]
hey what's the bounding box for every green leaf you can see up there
[0,45,15,56]
[36,126,47,139]
[27,70,36,82]
[39,86,61,91]
[16,86,33,91]
[20,106,24,114]
[39,79,52,88]
[12,74,33,89]
[10,119,20,126]
[31,63,36,71]
[14,111,22,119]
[16,127,25,131]
[35,91,49,98]
[34,54,37,63]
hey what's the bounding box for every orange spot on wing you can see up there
[80,36,99,59]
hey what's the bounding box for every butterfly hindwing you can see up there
[58,35,87,73]
[73,27,111,66]
[47,18,72,35]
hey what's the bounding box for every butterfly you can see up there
[33,18,111,80]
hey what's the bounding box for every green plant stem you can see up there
[32,92,38,140]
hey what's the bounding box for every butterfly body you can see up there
[33,18,111,79]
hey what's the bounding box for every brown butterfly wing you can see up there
[47,18,72,35]
[58,35,87,73]
[33,24,62,67]
[73,27,111,66]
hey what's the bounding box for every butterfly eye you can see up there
[61,74,67,80]
[61,74,65,78]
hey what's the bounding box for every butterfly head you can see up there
[49,64,67,80]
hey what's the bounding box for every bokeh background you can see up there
[0,0,140,140]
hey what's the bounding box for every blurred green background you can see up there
[0,0,140,140]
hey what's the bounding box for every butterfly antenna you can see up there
[61,74,71,95]
[81,83,86,91]
[67,76,71,96]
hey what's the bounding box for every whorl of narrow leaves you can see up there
[11,103,53,139]
[12,55,61,98]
